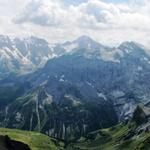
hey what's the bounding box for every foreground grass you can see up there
[1,123,150,150]
[0,128,63,150]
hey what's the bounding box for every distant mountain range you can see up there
[0,35,148,77]
[1,35,150,142]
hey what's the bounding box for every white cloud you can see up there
[14,0,66,27]
[0,0,150,46]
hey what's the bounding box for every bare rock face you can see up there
[132,105,150,125]
[0,135,31,150]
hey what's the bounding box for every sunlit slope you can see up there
[69,105,150,150]
[0,128,64,150]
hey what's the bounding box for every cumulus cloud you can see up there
[14,0,126,29]
[0,0,150,46]
[14,0,65,27]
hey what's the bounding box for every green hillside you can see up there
[68,123,150,150]
[67,105,150,150]
[0,128,64,150]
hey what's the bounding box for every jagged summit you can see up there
[119,41,144,50]
[74,35,95,43]
[73,35,104,48]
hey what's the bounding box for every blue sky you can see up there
[63,0,129,6]
[63,0,88,5]
[102,0,129,3]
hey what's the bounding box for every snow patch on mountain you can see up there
[63,43,78,53]
[97,92,107,101]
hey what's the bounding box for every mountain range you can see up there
[1,35,150,143]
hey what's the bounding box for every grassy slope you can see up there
[69,123,150,150]
[0,128,64,150]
